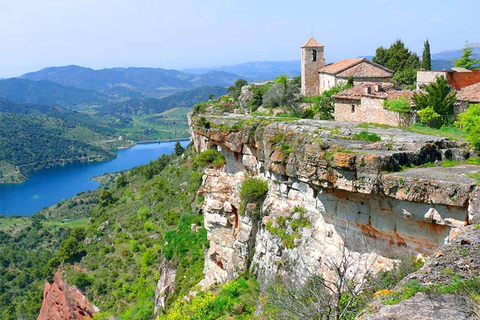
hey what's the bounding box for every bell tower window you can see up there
[311,49,317,62]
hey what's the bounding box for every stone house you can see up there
[318,58,394,93]
[333,83,416,127]
[455,82,480,117]
[301,37,394,97]
[417,68,480,90]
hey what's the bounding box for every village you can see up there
[205,37,478,132]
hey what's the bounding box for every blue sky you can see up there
[0,0,478,77]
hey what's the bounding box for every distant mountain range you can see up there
[20,65,240,97]
[432,43,480,61]
[183,60,301,81]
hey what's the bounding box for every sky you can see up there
[0,0,478,78]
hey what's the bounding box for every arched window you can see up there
[311,50,317,62]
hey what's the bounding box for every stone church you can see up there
[301,37,394,97]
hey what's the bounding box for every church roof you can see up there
[457,82,480,103]
[301,37,324,48]
[319,58,394,78]
[332,82,410,101]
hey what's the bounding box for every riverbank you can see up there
[0,141,189,216]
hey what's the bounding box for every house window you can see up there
[311,50,317,62]
[351,105,356,113]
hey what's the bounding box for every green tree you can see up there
[263,75,299,109]
[412,76,457,128]
[174,141,185,156]
[116,174,128,188]
[454,45,480,70]
[208,93,215,100]
[392,66,417,86]
[422,39,432,70]
[456,104,480,151]
[373,39,421,72]
[227,79,248,101]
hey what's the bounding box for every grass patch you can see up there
[239,178,268,216]
[353,131,381,142]
[403,123,465,140]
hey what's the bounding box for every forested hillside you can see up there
[0,98,128,183]
[0,78,108,107]
[99,86,226,115]
[0,146,216,319]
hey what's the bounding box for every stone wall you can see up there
[417,70,448,89]
[319,73,337,93]
[334,97,415,127]
[301,47,325,97]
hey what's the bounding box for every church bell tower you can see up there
[301,37,325,97]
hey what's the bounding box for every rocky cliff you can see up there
[37,269,99,320]
[188,113,480,291]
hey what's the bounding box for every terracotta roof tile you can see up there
[457,82,480,103]
[319,58,364,75]
[301,37,324,48]
[332,82,413,101]
[337,61,394,78]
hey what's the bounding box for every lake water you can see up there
[0,140,189,216]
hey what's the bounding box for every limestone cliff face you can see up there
[37,269,99,320]
[189,114,480,289]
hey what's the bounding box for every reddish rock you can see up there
[37,269,99,320]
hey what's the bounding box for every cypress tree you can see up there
[422,39,432,70]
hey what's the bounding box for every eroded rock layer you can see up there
[37,269,99,320]
[189,114,480,288]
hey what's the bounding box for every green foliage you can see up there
[392,66,417,86]
[163,210,180,226]
[136,206,151,221]
[418,106,441,127]
[353,131,382,142]
[456,104,480,151]
[227,79,248,101]
[160,274,259,320]
[248,83,271,111]
[174,141,185,156]
[413,76,457,128]
[141,248,157,267]
[263,76,300,109]
[454,45,480,70]
[373,39,421,73]
[304,83,351,120]
[198,116,211,129]
[239,177,268,216]
[69,272,94,292]
[383,97,413,115]
[57,227,87,263]
[373,39,420,86]
[116,174,128,188]
[194,149,219,167]
[99,190,116,207]
[422,39,432,70]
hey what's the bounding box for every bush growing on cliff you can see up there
[239,177,268,215]
[263,75,299,109]
[456,103,480,151]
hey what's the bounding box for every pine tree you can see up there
[454,44,480,70]
[174,140,185,156]
[422,39,432,70]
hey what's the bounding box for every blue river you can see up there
[0,140,189,216]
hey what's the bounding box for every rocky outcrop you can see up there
[154,256,177,317]
[37,269,98,320]
[189,114,480,290]
[362,292,475,320]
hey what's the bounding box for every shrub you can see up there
[383,97,413,115]
[418,106,441,128]
[239,177,268,215]
[70,272,94,292]
[163,210,179,226]
[141,249,156,267]
[456,103,480,151]
[195,149,219,167]
[136,206,151,221]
